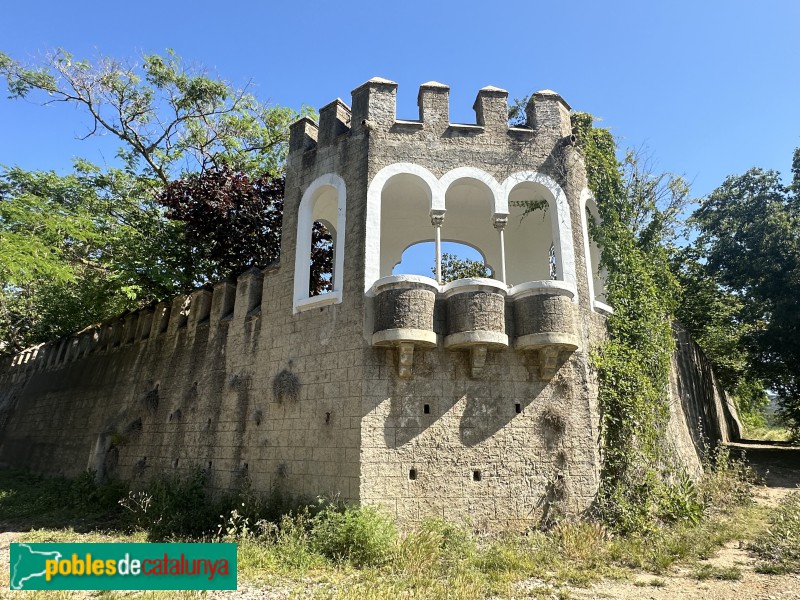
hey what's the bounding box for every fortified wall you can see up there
[0,79,738,529]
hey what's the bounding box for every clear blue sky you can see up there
[1,0,799,201]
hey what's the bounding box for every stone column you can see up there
[431,210,446,284]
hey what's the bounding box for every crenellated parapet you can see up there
[0,265,280,378]
[288,77,575,156]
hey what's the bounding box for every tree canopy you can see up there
[683,150,800,438]
[0,49,308,181]
[0,49,318,354]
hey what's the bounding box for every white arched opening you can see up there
[440,175,500,274]
[380,173,436,278]
[579,188,611,313]
[293,173,346,313]
[365,165,578,296]
[502,172,577,292]
[365,163,442,292]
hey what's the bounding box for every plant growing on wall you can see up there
[573,112,698,532]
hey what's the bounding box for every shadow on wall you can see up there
[672,323,742,458]
[379,349,555,449]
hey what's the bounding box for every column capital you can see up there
[493,215,509,230]
[430,209,446,228]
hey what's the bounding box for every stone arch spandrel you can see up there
[439,166,504,217]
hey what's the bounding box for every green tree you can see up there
[0,49,314,353]
[691,152,800,440]
[671,246,769,427]
[0,163,183,353]
[0,49,309,181]
[433,253,490,283]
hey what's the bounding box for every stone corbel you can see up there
[397,342,415,379]
[470,345,488,378]
[538,347,562,380]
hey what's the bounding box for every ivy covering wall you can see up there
[572,113,692,533]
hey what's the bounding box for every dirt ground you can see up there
[563,442,800,600]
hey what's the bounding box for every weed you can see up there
[122,468,220,540]
[698,445,756,512]
[692,564,742,580]
[273,369,300,403]
[310,502,397,567]
[751,491,800,574]
[540,403,567,435]
[657,471,703,525]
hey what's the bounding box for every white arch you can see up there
[502,171,577,291]
[439,166,505,217]
[365,163,442,293]
[294,173,347,312]
[579,187,612,313]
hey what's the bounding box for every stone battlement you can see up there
[0,264,279,385]
[288,78,574,155]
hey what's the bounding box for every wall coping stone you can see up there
[509,280,577,300]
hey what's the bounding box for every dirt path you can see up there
[564,442,800,600]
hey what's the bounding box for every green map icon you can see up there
[10,543,63,590]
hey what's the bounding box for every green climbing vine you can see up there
[572,113,694,533]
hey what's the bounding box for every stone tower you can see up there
[280,78,610,526]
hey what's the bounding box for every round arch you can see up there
[580,187,610,312]
[501,171,577,290]
[365,163,442,292]
[293,173,347,311]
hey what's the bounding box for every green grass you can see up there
[692,564,743,581]
[743,424,793,442]
[0,464,775,599]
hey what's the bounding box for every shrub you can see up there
[310,503,397,567]
[120,468,220,540]
[697,445,755,512]
[69,469,127,512]
[395,518,475,575]
[657,472,703,525]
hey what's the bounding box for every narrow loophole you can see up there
[423,404,430,414]
[515,403,522,414]
[472,470,482,482]
[409,469,418,481]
